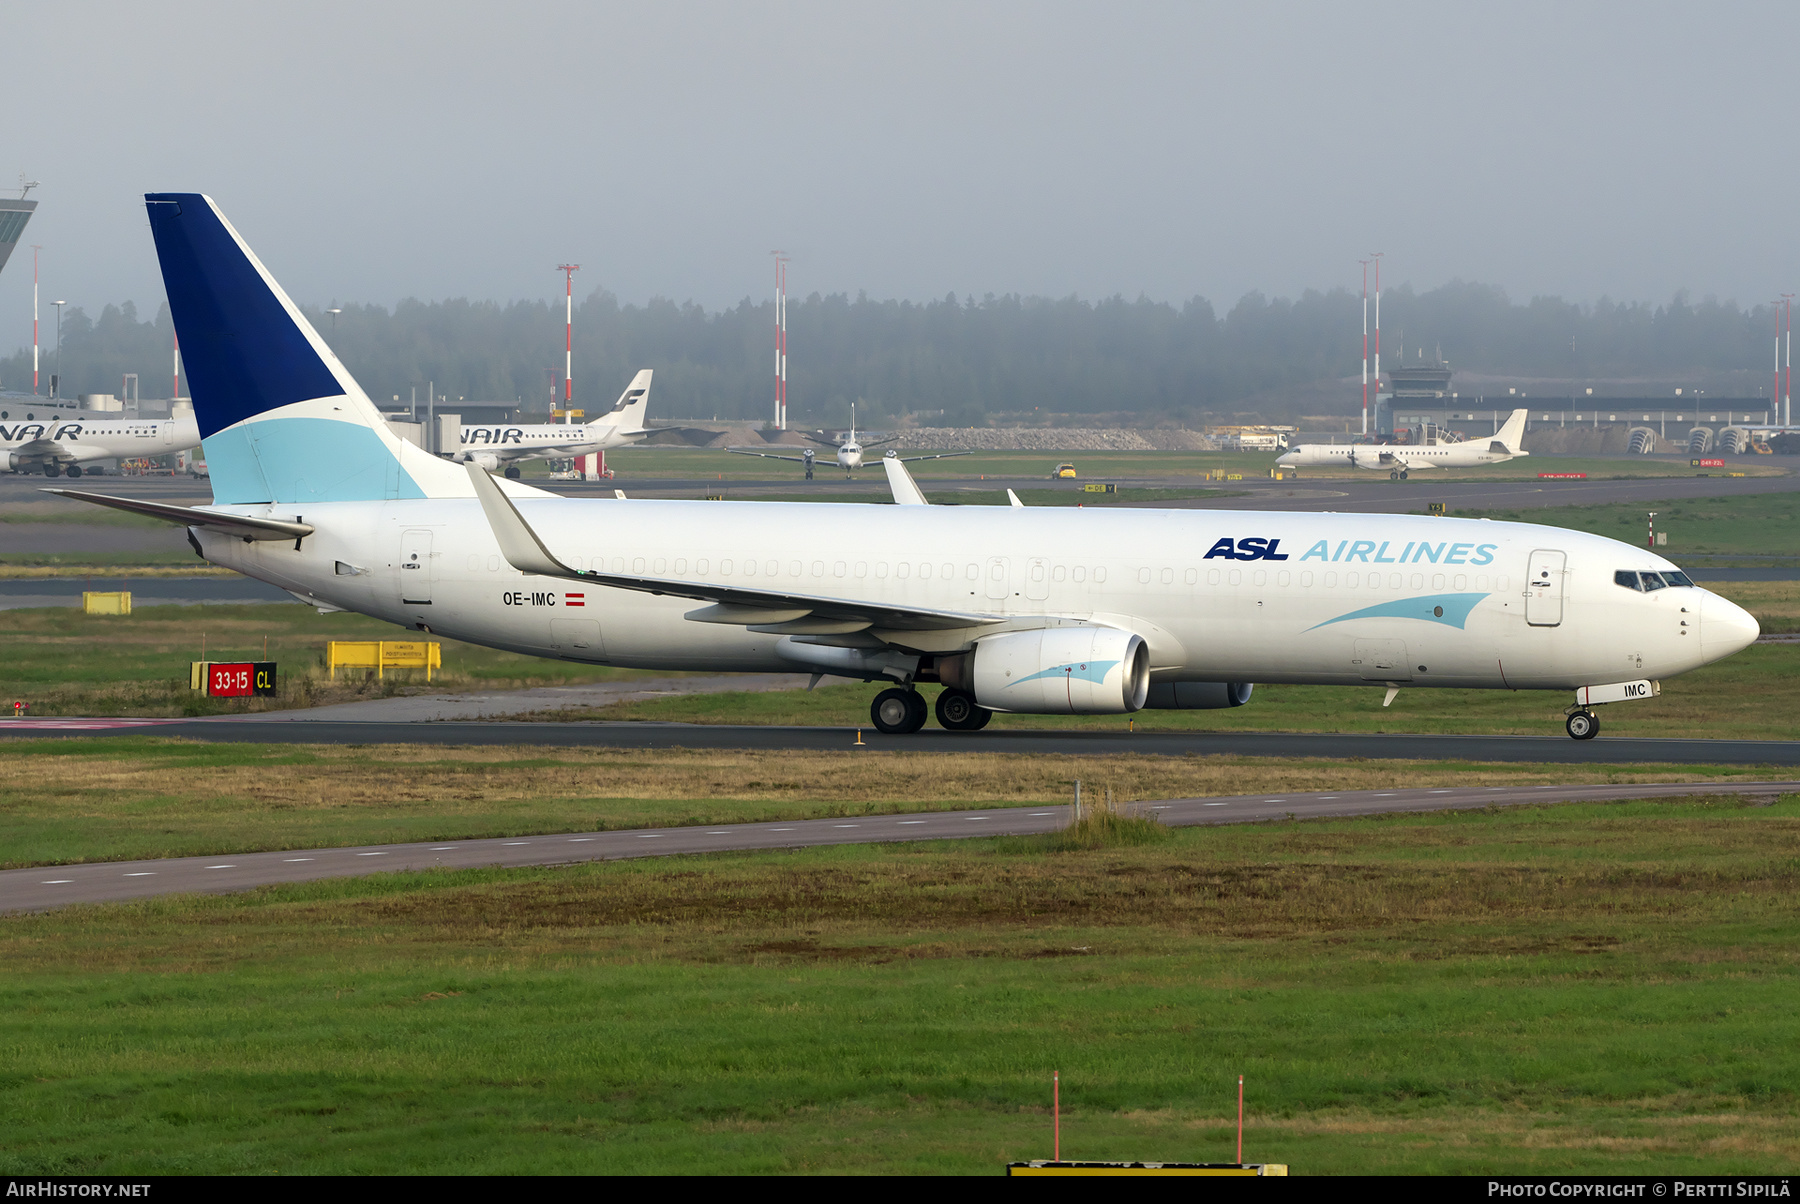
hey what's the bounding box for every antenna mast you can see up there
[1370,252,1384,435]
[773,251,788,430]
[1359,258,1370,436]
[31,244,42,394]
[557,264,580,420]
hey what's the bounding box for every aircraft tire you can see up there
[871,687,926,735]
[503,466,521,480]
[1389,470,1399,480]
[66,465,82,478]
[1399,470,1409,479]
[935,688,992,731]
[1565,710,1600,740]
[42,463,60,478]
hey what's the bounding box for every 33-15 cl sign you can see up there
[208,662,277,697]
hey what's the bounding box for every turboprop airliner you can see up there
[48,194,1759,740]
[3,411,200,476]
[727,403,970,478]
[1277,409,1529,479]
[450,369,653,478]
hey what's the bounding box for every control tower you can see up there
[0,184,37,278]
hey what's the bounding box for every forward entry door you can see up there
[399,529,434,605]
[1525,549,1566,627]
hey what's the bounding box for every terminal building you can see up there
[1374,357,1783,453]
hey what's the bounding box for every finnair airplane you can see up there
[1278,409,1528,479]
[2,412,201,476]
[50,194,1759,740]
[450,369,653,478]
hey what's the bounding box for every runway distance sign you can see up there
[206,662,277,698]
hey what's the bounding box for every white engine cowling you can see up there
[3,452,24,472]
[467,452,500,472]
[970,627,1149,714]
[1145,681,1254,709]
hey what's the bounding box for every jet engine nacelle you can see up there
[1144,681,1254,709]
[967,626,1149,714]
[2,452,21,472]
[467,452,500,472]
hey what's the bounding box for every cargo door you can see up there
[550,617,604,657]
[1352,638,1411,681]
[1525,549,1566,627]
[399,529,434,605]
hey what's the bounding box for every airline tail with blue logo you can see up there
[145,193,469,506]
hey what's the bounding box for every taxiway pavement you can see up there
[6,777,1792,914]
[2,717,1797,765]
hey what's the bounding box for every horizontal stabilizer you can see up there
[44,488,314,541]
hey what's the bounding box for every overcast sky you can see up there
[5,0,1799,348]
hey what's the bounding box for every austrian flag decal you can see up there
[565,593,585,607]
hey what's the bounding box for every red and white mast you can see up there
[1359,258,1370,436]
[31,244,41,394]
[557,264,580,422]
[1370,252,1383,433]
[773,251,788,430]
[1784,294,1793,428]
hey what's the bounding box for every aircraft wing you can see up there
[466,463,1000,632]
[44,489,316,541]
[892,450,971,464]
[725,447,815,465]
[8,437,65,462]
[799,431,842,449]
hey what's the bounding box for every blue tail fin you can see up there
[146,193,464,504]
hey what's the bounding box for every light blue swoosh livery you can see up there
[1012,659,1121,688]
[1305,592,1490,632]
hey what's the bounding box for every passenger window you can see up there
[673,558,687,574]
[1095,567,1107,583]
[1345,572,1359,589]
[696,559,709,575]
[721,559,734,575]
[1184,568,1197,585]
[1614,570,1641,591]
[1253,570,1267,587]
[1072,566,1086,583]
[1276,570,1290,587]
[1323,572,1337,588]
[1138,568,1152,585]
[1053,565,1067,582]
[1206,568,1220,586]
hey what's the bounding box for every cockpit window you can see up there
[1617,569,1696,591]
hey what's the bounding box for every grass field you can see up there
[0,602,665,718]
[5,791,1799,1174]
[3,738,1785,869]
[1451,493,1800,558]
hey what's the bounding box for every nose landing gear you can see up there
[1565,710,1600,740]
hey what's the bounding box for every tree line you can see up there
[1,283,1784,424]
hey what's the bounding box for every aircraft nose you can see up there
[1276,450,1296,463]
[1699,590,1759,663]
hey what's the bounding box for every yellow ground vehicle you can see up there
[1051,463,1077,479]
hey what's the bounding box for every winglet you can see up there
[465,462,572,576]
[881,452,929,505]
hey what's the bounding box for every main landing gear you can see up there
[1389,468,1409,480]
[1565,710,1600,740]
[869,686,994,734]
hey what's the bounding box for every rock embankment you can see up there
[643,422,1218,450]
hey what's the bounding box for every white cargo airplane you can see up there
[727,403,970,478]
[1,411,201,477]
[48,194,1758,740]
[1277,409,1529,479]
[451,369,654,478]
